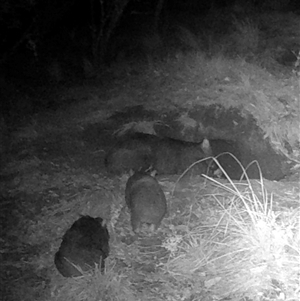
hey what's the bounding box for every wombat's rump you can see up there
[105,133,213,175]
[154,138,212,174]
[105,138,154,174]
[54,216,109,277]
[125,172,167,233]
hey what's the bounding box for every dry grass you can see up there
[2,9,300,301]
[5,155,298,301]
[229,17,260,55]
[22,12,297,160]
[160,159,300,301]
[100,50,299,158]
[51,259,137,301]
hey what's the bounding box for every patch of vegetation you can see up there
[2,153,299,301]
[1,3,299,301]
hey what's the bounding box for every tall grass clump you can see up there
[162,157,299,301]
[229,17,260,56]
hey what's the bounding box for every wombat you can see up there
[105,134,155,174]
[154,137,213,174]
[54,216,109,277]
[125,171,167,233]
[105,133,213,175]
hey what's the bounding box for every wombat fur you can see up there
[105,133,212,175]
[105,137,154,174]
[54,216,109,277]
[154,137,212,174]
[125,171,167,233]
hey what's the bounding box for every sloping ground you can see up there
[1,126,299,300]
[1,58,299,301]
[105,104,291,180]
[1,10,299,301]
[46,52,299,180]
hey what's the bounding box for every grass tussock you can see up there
[160,159,300,301]
[229,17,261,55]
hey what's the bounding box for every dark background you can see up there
[1,0,299,121]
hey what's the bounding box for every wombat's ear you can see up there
[201,138,212,156]
[129,169,134,176]
[145,164,154,174]
[150,169,157,177]
[101,219,107,227]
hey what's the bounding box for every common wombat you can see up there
[54,216,109,277]
[105,134,156,174]
[125,171,167,233]
[154,137,212,174]
[105,133,212,175]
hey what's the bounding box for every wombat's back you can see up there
[54,216,109,277]
[125,172,167,232]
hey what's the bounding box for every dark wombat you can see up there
[154,137,212,174]
[125,171,167,233]
[54,216,109,277]
[105,134,156,174]
[105,133,212,175]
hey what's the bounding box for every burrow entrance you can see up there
[100,104,291,180]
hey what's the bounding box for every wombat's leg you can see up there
[149,224,156,233]
[131,218,141,233]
